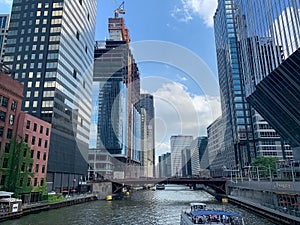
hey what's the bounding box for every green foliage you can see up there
[32,180,48,200]
[252,156,276,177]
[1,137,34,196]
[48,193,66,203]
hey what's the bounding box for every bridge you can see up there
[106,177,227,195]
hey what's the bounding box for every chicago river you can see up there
[2,185,275,225]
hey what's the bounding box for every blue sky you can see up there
[0,0,221,158]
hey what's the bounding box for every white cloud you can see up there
[152,82,221,156]
[172,0,218,27]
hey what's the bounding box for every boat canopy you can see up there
[190,210,242,218]
[190,203,206,207]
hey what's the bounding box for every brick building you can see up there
[17,112,51,188]
[0,68,23,160]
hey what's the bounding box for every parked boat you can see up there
[181,203,245,225]
[155,184,165,190]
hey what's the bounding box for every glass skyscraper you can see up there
[140,94,155,178]
[3,0,97,191]
[0,14,10,63]
[235,0,300,159]
[170,135,193,177]
[214,0,255,171]
[213,0,294,173]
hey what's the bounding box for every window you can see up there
[35,164,39,173]
[0,126,4,137]
[37,151,41,159]
[33,123,37,132]
[5,143,10,153]
[11,100,18,112]
[9,115,14,125]
[38,138,42,147]
[2,158,8,168]
[0,175,6,186]
[40,125,43,134]
[26,120,31,129]
[44,140,48,148]
[43,152,47,160]
[31,150,34,158]
[34,178,38,186]
[73,69,77,79]
[25,134,29,143]
[7,129,12,139]
[0,96,9,108]
[76,31,80,40]
[32,136,36,145]
[46,128,49,136]
[42,165,45,173]
[0,110,6,122]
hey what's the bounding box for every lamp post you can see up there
[290,161,295,183]
[73,178,76,195]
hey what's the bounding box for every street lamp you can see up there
[290,161,295,183]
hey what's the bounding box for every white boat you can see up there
[181,203,245,225]
[155,184,165,190]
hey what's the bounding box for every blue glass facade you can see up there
[236,0,299,158]
[93,40,141,166]
[214,0,255,171]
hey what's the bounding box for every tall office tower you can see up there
[207,116,226,177]
[92,14,141,178]
[181,146,192,177]
[3,0,97,191]
[140,94,155,178]
[236,0,300,159]
[158,152,171,178]
[214,0,255,171]
[190,137,208,176]
[0,14,10,63]
[170,135,193,177]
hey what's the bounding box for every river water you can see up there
[3,185,276,225]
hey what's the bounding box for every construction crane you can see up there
[114,1,125,18]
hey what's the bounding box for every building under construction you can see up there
[89,5,142,179]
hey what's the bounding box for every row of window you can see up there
[24,134,49,149]
[31,149,47,161]
[25,120,50,136]
[0,127,12,139]
[0,176,45,188]
[0,96,18,111]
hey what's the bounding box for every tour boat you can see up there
[180,203,245,225]
[155,184,165,190]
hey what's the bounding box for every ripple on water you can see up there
[1,185,276,225]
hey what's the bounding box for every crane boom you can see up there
[114,1,125,18]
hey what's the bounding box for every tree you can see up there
[1,137,34,196]
[252,156,276,177]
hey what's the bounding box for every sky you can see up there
[0,0,221,159]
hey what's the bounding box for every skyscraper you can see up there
[190,137,208,176]
[170,135,193,177]
[91,13,142,179]
[214,0,255,171]
[3,0,97,191]
[140,94,155,178]
[0,14,10,63]
[213,0,293,173]
[236,0,300,159]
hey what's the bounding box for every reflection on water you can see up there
[3,185,276,225]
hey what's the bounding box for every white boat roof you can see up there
[190,202,206,207]
[0,191,14,197]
